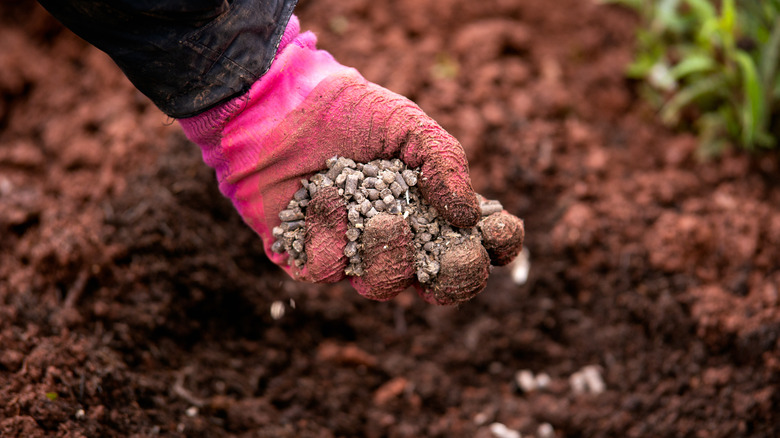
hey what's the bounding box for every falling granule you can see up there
[515,369,537,393]
[535,372,551,390]
[489,422,521,438]
[570,364,605,395]
[511,247,530,285]
[270,300,285,320]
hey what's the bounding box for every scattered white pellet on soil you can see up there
[570,371,587,394]
[582,365,606,394]
[511,247,531,285]
[535,372,551,390]
[75,409,86,420]
[489,422,522,438]
[537,422,555,438]
[515,369,537,393]
[570,364,605,395]
[473,411,490,426]
[270,300,285,320]
[185,406,199,417]
[515,369,552,393]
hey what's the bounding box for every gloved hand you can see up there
[178,16,523,304]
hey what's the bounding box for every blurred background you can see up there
[1,1,778,436]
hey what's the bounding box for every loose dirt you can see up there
[1,1,778,437]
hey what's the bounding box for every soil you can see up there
[1,1,779,437]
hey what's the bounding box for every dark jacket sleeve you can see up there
[37,0,298,118]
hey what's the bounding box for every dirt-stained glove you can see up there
[178,16,523,303]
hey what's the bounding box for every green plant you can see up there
[605,0,780,156]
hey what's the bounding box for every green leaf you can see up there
[660,75,727,125]
[696,112,730,159]
[598,0,643,9]
[670,54,716,79]
[734,50,765,147]
[773,75,780,99]
[720,0,736,31]
[613,0,779,153]
[683,0,716,22]
[45,392,58,401]
[626,56,657,78]
[697,18,720,48]
[760,18,780,99]
[654,0,685,34]
[719,0,737,53]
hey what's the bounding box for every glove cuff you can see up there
[179,16,353,182]
[178,14,301,147]
[276,14,301,57]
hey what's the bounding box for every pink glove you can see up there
[179,16,519,303]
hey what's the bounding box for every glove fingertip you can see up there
[350,276,408,301]
[414,283,438,305]
[304,186,349,283]
[439,195,481,228]
[479,211,525,266]
[429,238,490,305]
[417,160,480,228]
[351,213,416,301]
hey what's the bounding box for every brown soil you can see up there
[2,1,779,437]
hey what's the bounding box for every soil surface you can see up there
[2,1,779,437]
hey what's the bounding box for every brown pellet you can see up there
[390,182,404,198]
[394,172,408,190]
[362,163,379,177]
[360,199,372,215]
[326,161,345,180]
[381,170,395,185]
[346,227,361,241]
[348,208,360,224]
[284,220,305,231]
[293,187,309,201]
[345,174,359,196]
[279,209,304,222]
[402,169,417,187]
[344,241,358,258]
[363,177,377,188]
[480,200,504,216]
